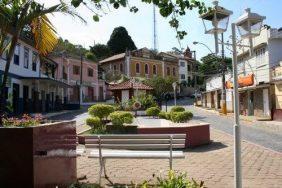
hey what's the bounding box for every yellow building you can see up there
[272,63,282,121]
[99,48,178,80]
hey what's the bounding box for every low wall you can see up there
[273,109,282,121]
[138,123,210,148]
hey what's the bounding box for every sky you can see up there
[36,0,282,59]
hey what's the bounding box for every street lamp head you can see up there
[172,82,177,90]
[193,41,199,45]
[200,1,233,35]
[236,8,266,39]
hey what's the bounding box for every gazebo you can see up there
[109,79,153,102]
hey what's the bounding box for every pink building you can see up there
[51,55,106,104]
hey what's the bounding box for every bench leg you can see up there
[103,159,108,178]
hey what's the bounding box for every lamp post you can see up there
[192,41,214,54]
[200,2,265,188]
[172,82,177,106]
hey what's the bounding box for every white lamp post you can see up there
[200,3,265,188]
[200,0,233,54]
[172,82,177,106]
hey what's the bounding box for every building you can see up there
[51,55,106,105]
[99,48,179,80]
[202,73,233,112]
[231,27,282,118]
[0,35,69,115]
[271,62,282,121]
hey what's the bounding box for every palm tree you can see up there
[0,0,85,122]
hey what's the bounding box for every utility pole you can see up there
[79,51,83,106]
[221,33,227,115]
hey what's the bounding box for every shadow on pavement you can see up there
[184,141,228,153]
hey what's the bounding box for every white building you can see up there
[234,27,282,117]
[0,35,69,115]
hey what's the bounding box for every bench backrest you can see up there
[84,134,186,150]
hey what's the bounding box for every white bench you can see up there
[84,134,186,184]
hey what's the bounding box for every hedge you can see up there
[86,117,101,128]
[170,106,185,113]
[170,111,193,123]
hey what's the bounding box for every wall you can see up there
[130,58,163,78]
[274,83,282,109]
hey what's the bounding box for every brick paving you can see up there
[77,128,282,187]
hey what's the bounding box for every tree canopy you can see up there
[198,54,232,78]
[90,43,111,60]
[107,26,137,55]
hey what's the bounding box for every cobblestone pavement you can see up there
[77,128,282,187]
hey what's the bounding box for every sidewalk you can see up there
[195,106,282,135]
[77,128,282,187]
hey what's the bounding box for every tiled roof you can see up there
[108,79,153,90]
[99,53,125,64]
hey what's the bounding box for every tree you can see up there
[107,26,137,55]
[71,0,207,40]
[0,0,84,122]
[198,54,232,78]
[144,76,177,105]
[90,44,111,60]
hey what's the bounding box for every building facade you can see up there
[271,62,282,121]
[233,27,282,118]
[99,48,179,80]
[0,36,69,115]
[51,56,106,104]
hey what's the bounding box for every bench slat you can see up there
[85,143,185,150]
[84,134,186,139]
[85,138,185,145]
[88,150,185,159]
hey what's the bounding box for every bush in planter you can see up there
[170,111,193,123]
[88,104,114,119]
[86,117,101,128]
[109,111,134,126]
[146,107,161,117]
[170,106,185,113]
[158,111,171,120]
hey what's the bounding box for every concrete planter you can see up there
[0,121,77,188]
[138,123,210,148]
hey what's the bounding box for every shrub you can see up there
[109,111,134,126]
[137,94,157,110]
[170,106,185,113]
[170,111,193,123]
[158,111,171,120]
[146,107,161,117]
[88,104,114,119]
[86,117,101,128]
[90,125,107,134]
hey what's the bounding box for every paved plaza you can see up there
[77,128,282,187]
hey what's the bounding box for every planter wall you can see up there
[0,121,77,188]
[138,123,210,148]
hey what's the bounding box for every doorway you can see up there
[263,89,270,116]
[248,91,254,116]
[12,83,20,114]
[23,85,29,113]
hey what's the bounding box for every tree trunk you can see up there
[0,35,19,125]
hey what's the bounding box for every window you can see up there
[145,64,149,74]
[32,52,37,71]
[256,47,266,65]
[166,67,170,76]
[73,65,80,75]
[88,68,93,77]
[153,65,157,75]
[24,47,29,68]
[180,61,185,67]
[181,74,185,79]
[120,63,123,72]
[113,65,117,70]
[188,65,191,71]
[172,68,176,76]
[136,63,140,73]
[14,44,20,65]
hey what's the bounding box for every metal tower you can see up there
[153,5,158,51]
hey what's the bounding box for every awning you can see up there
[20,77,72,88]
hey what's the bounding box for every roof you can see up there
[99,53,125,64]
[108,79,153,90]
[20,77,71,88]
